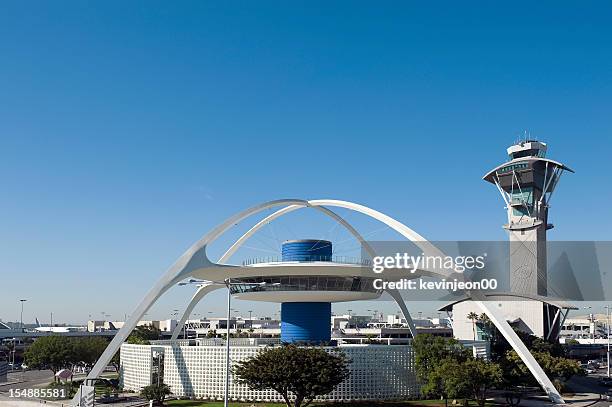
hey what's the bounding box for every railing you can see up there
[229,276,381,294]
[242,255,372,266]
[150,338,281,346]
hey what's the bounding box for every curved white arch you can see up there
[220,203,377,263]
[79,199,307,385]
[220,204,304,263]
[309,200,449,276]
[386,289,418,338]
[170,283,224,341]
[76,198,564,405]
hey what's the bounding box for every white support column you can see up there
[86,271,188,381]
[73,199,306,405]
[546,307,562,341]
[170,283,224,340]
[474,300,565,404]
[385,289,418,339]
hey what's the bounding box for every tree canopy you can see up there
[141,383,171,405]
[234,344,350,407]
[24,336,76,378]
[127,325,162,344]
[478,320,583,392]
[501,350,583,391]
[24,336,113,380]
[414,334,502,406]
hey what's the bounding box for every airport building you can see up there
[79,156,574,404]
[120,339,420,401]
[118,239,468,400]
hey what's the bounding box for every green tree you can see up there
[484,322,567,362]
[477,313,496,342]
[439,359,471,402]
[502,350,583,391]
[140,383,171,405]
[72,337,109,366]
[467,312,479,340]
[413,334,471,385]
[423,358,471,406]
[24,336,75,381]
[127,325,161,344]
[234,344,350,407]
[415,334,502,406]
[463,357,503,406]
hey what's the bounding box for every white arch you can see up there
[170,283,224,341]
[386,289,418,338]
[305,200,563,403]
[219,203,377,263]
[79,199,307,386]
[76,198,564,405]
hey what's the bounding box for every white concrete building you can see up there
[119,338,491,401]
[560,314,610,342]
[87,319,177,334]
[120,340,419,401]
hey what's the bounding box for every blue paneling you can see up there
[282,240,332,262]
[281,302,331,343]
[280,240,332,343]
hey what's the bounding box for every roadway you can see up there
[0,369,55,392]
[0,331,117,339]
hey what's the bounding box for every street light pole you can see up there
[19,299,27,332]
[605,305,610,378]
[178,277,275,407]
[224,278,232,407]
[582,306,593,344]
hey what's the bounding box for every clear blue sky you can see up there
[1,2,611,324]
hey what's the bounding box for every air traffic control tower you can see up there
[483,140,573,298]
[445,140,575,340]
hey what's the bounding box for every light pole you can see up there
[19,299,27,332]
[582,306,593,343]
[178,277,278,407]
[224,279,232,407]
[223,279,279,407]
[605,305,610,378]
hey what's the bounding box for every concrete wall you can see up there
[120,343,418,401]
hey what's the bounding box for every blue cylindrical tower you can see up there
[280,239,332,343]
[281,239,332,262]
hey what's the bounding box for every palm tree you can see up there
[467,312,479,340]
[478,313,492,340]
